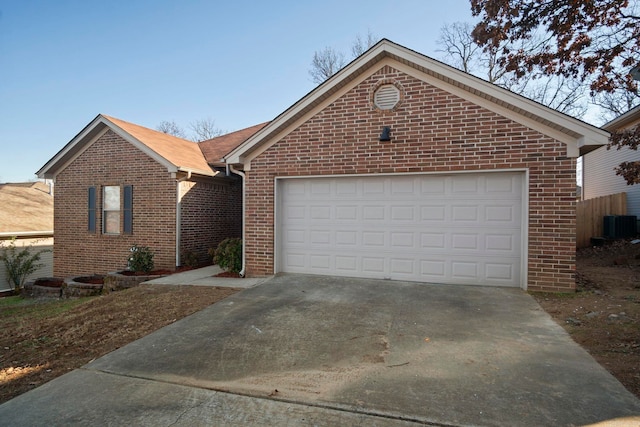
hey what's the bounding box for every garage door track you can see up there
[1,274,639,426]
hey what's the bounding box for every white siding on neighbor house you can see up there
[583,145,640,217]
[0,237,53,292]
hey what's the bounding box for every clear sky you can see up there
[0,0,477,183]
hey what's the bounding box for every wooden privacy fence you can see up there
[576,192,627,248]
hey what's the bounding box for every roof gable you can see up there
[225,39,609,167]
[37,115,215,179]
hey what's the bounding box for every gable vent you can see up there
[374,84,401,110]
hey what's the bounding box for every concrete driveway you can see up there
[1,274,640,426]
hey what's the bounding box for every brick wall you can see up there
[179,176,242,266]
[53,130,178,277]
[244,65,576,291]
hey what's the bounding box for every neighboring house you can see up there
[224,39,608,292]
[37,115,250,277]
[0,181,54,290]
[583,105,640,215]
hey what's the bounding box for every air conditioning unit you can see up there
[603,215,638,239]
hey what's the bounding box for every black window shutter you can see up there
[123,185,133,234]
[88,187,96,233]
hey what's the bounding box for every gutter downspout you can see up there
[175,170,192,267]
[228,165,246,277]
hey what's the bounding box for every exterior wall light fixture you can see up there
[380,126,391,141]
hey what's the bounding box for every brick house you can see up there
[224,40,608,292]
[37,115,256,277]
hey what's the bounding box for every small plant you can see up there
[127,244,155,273]
[211,238,242,274]
[0,237,50,293]
[181,250,199,268]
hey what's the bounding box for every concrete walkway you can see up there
[1,274,640,426]
[142,265,271,288]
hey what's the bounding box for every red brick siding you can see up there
[53,130,177,277]
[244,65,576,291]
[179,177,242,266]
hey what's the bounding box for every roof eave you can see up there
[37,114,214,180]
[602,105,640,132]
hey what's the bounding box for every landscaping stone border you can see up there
[63,277,103,298]
[22,278,64,299]
[103,271,168,293]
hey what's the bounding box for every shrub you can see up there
[127,244,154,273]
[181,250,199,268]
[0,237,50,293]
[211,238,242,273]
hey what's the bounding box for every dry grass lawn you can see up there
[0,285,239,404]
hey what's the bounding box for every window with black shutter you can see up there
[88,187,96,233]
[124,185,133,234]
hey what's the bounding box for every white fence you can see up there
[0,232,53,292]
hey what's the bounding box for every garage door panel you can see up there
[278,173,523,287]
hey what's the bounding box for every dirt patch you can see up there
[0,285,239,404]
[533,239,640,400]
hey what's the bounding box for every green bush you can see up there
[0,237,50,293]
[181,250,199,268]
[211,238,242,273]
[127,244,155,273]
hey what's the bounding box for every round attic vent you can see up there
[374,84,401,110]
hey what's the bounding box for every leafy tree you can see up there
[470,0,640,183]
[0,238,50,293]
[309,31,381,84]
[470,0,639,97]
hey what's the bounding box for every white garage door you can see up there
[277,172,524,287]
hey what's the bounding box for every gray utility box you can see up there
[603,215,637,239]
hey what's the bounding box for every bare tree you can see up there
[593,89,640,123]
[437,22,481,75]
[437,21,588,118]
[351,29,379,57]
[189,117,224,142]
[309,31,381,84]
[156,120,187,139]
[309,47,347,85]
